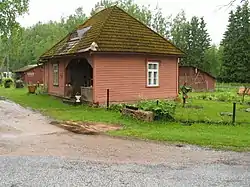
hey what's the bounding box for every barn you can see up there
[179,65,216,92]
[14,64,44,84]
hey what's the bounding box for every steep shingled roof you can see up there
[40,6,184,59]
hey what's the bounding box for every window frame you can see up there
[52,63,59,86]
[146,61,160,87]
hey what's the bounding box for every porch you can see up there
[64,58,93,102]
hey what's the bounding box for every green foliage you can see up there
[137,100,177,121]
[3,78,13,88]
[109,103,126,112]
[192,92,250,103]
[1,87,250,151]
[171,11,211,72]
[204,45,223,77]
[220,1,250,83]
[108,100,177,121]
[0,7,87,70]
[0,0,29,38]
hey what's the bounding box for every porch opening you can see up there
[65,58,93,102]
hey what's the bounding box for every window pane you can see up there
[153,71,157,78]
[148,78,152,85]
[153,64,157,69]
[153,72,158,85]
[53,64,59,85]
[148,64,153,69]
[148,71,152,85]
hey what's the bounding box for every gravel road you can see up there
[0,99,250,186]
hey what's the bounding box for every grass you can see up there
[175,99,250,124]
[0,87,250,152]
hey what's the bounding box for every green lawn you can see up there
[175,99,250,124]
[0,87,250,152]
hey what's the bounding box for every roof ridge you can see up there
[115,6,185,54]
[94,6,116,45]
[76,6,112,30]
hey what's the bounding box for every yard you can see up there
[0,86,249,152]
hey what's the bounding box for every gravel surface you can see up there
[0,100,250,186]
[0,156,249,187]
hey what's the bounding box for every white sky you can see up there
[18,0,239,45]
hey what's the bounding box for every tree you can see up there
[220,1,250,83]
[152,5,171,38]
[171,12,211,70]
[170,10,189,51]
[0,6,88,70]
[0,0,29,73]
[0,0,29,38]
[204,45,223,77]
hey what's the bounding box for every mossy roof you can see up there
[14,64,41,73]
[40,6,184,59]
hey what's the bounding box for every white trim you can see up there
[147,61,159,87]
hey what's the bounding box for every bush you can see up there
[137,100,177,121]
[15,79,24,88]
[193,92,243,103]
[3,78,13,88]
[109,103,126,112]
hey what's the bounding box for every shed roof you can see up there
[14,64,41,73]
[40,6,184,59]
[179,65,216,79]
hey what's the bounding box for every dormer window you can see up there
[69,26,92,41]
[69,32,79,41]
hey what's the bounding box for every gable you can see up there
[179,66,216,79]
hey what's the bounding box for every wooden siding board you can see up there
[93,54,178,103]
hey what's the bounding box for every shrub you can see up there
[137,100,177,121]
[3,78,13,88]
[109,103,126,112]
[193,92,244,103]
[15,79,24,88]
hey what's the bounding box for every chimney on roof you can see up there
[95,5,105,13]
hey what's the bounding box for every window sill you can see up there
[53,84,59,87]
[146,85,160,88]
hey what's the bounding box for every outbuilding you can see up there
[14,64,44,84]
[179,65,216,92]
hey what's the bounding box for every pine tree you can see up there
[221,1,250,83]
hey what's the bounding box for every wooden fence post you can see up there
[106,89,110,110]
[232,102,236,125]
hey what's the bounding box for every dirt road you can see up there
[0,99,249,186]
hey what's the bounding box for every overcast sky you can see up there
[18,0,239,45]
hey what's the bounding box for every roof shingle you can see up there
[40,6,184,58]
[14,64,41,73]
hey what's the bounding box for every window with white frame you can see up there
[147,62,159,87]
[53,63,59,86]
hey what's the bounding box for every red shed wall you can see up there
[93,54,178,104]
[204,73,216,90]
[179,66,216,91]
[23,66,44,84]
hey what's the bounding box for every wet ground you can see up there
[0,100,249,186]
